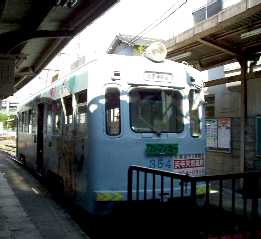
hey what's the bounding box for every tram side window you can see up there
[47,104,53,134]
[53,100,62,135]
[28,110,32,133]
[21,112,25,132]
[31,108,37,134]
[189,89,201,137]
[18,113,23,132]
[23,111,29,133]
[105,87,121,136]
[75,90,87,133]
[64,95,73,125]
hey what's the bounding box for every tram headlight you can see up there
[89,104,98,113]
[143,42,167,63]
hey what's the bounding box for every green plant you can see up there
[0,113,16,129]
[133,45,146,55]
[0,113,8,122]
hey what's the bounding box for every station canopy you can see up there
[166,0,261,173]
[166,0,261,72]
[0,0,117,96]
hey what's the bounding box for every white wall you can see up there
[206,83,241,118]
[205,76,261,118]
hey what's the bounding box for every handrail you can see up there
[128,165,261,214]
[127,165,261,236]
[129,165,261,181]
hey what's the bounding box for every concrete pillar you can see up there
[239,58,248,173]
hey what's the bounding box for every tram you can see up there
[16,42,206,214]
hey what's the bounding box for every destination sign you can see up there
[145,144,178,156]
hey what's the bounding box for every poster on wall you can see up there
[217,118,231,152]
[206,118,231,152]
[206,119,218,149]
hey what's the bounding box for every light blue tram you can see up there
[17,43,206,214]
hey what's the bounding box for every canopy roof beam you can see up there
[204,70,261,87]
[198,37,238,56]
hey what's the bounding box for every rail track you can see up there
[0,143,16,156]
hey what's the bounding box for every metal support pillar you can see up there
[239,58,248,173]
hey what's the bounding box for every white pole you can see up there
[206,0,208,19]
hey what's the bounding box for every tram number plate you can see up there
[149,159,171,169]
[146,144,178,156]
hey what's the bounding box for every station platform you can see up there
[0,169,42,239]
[0,151,88,239]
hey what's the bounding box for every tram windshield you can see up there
[130,88,184,133]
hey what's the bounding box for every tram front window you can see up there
[130,88,183,133]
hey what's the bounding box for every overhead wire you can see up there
[128,0,188,45]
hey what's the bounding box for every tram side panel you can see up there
[44,104,65,188]
[42,73,90,202]
[74,89,89,205]
[17,104,38,170]
[81,64,106,212]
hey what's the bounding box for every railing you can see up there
[128,165,261,236]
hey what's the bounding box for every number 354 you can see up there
[149,159,171,169]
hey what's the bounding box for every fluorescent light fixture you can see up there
[171,52,192,61]
[241,28,261,39]
[31,187,40,195]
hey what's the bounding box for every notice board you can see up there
[206,119,218,149]
[206,118,231,152]
[217,118,231,151]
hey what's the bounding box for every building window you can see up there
[205,94,215,118]
[105,87,121,136]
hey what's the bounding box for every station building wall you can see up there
[205,72,261,175]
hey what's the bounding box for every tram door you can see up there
[36,103,44,174]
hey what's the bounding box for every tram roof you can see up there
[17,53,203,108]
[166,0,261,71]
[0,0,118,96]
